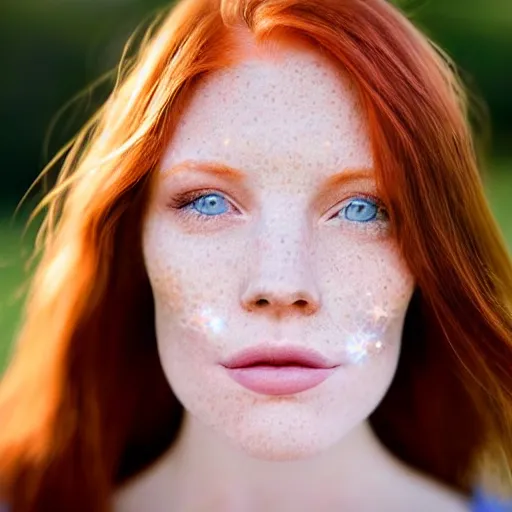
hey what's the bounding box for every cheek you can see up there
[316,234,415,366]
[141,214,242,367]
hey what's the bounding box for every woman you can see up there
[0,0,511,510]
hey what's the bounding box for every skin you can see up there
[115,39,469,511]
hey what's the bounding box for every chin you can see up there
[222,414,343,462]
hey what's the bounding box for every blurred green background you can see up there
[0,0,511,372]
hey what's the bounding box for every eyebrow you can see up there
[161,160,247,183]
[320,167,376,188]
[161,159,375,189]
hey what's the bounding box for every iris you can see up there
[340,198,380,223]
[190,193,229,216]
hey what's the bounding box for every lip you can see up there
[221,345,339,396]
[221,345,336,369]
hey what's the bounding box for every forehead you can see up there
[161,46,373,183]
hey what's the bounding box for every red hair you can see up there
[1,0,511,509]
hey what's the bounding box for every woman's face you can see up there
[142,43,415,460]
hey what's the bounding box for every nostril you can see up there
[244,293,319,314]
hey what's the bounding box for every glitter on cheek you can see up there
[369,304,389,333]
[339,291,405,365]
[343,329,385,365]
[186,306,227,336]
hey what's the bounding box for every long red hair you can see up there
[1,0,511,509]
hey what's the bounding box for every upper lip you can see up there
[221,345,338,369]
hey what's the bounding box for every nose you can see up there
[240,232,321,318]
[241,285,320,317]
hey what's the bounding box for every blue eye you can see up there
[190,193,229,216]
[339,198,383,223]
[174,192,387,226]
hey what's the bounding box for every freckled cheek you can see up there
[326,233,413,298]
[143,219,238,297]
[319,237,414,348]
[337,265,413,319]
[142,222,241,357]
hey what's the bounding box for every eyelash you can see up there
[168,189,389,225]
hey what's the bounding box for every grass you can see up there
[0,160,511,372]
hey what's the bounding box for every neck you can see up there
[128,414,416,511]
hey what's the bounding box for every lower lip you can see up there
[224,366,337,396]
